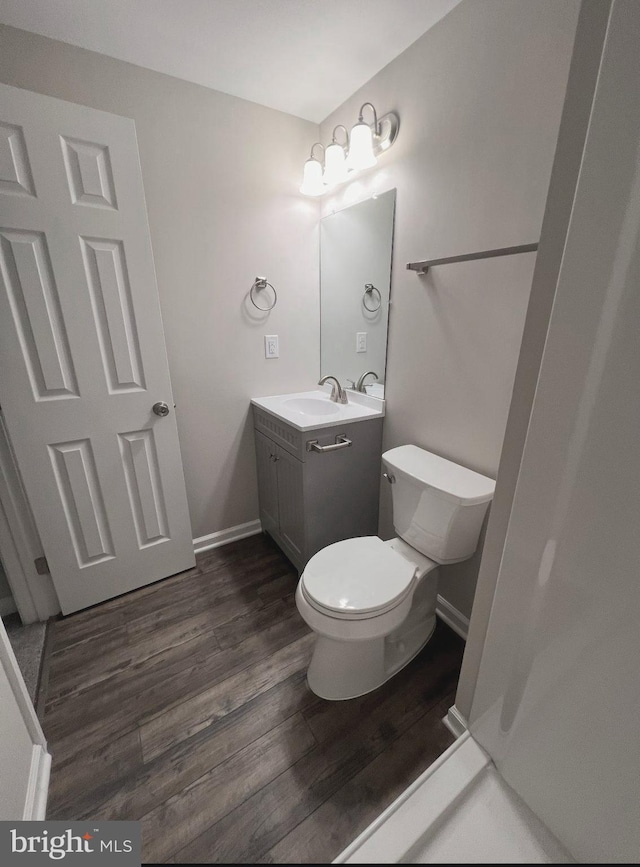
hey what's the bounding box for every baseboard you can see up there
[0,594,17,617]
[22,744,51,820]
[193,519,263,555]
[436,594,469,640]
[443,704,468,739]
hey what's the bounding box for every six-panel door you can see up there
[0,83,194,613]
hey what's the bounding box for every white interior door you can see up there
[0,83,194,614]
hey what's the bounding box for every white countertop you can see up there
[251,387,385,432]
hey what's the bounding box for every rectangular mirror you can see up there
[320,189,396,399]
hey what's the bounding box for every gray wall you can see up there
[469,1,640,855]
[455,0,612,720]
[0,24,320,541]
[320,0,579,618]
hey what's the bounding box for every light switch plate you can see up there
[265,335,279,358]
[357,332,367,353]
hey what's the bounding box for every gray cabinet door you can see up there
[255,430,279,536]
[275,444,305,564]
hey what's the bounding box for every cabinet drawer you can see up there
[252,407,304,460]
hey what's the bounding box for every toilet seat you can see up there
[301,536,417,620]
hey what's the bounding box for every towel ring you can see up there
[362,283,381,312]
[250,276,277,311]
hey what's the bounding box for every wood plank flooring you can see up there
[42,533,464,863]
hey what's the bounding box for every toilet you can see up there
[295,444,495,700]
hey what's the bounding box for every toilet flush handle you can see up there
[383,472,395,484]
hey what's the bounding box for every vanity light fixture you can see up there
[346,103,379,171]
[299,102,399,197]
[323,125,350,186]
[300,142,325,196]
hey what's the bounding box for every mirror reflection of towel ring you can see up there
[362,283,381,312]
[250,276,277,311]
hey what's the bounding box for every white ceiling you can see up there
[0,0,461,122]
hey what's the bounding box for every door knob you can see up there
[152,401,170,417]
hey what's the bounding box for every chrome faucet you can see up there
[356,370,379,393]
[318,375,348,404]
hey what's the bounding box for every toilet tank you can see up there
[382,445,495,564]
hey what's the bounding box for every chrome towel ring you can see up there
[362,283,381,312]
[250,276,277,311]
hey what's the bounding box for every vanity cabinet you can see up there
[253,406,383,572]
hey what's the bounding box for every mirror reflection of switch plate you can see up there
[356,332,367,353]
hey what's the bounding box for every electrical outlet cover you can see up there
[265,335,279,358]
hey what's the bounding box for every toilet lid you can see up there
[302,537,417,616]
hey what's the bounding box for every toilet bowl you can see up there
[296,535,438,699]
[296,444,495,700]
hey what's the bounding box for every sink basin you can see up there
[284,397,340,416]
[251,389,385,431]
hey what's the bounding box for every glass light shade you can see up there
[323,142,348,186]
[346,121,377,171]
[299,158,324,196]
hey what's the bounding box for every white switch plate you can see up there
[265,335,279,358]
[357,332,367,353]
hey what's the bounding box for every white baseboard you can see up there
[0,594,17,617]
[436,594,470,640]
[443,704,468,739]
[193,519,263,556]
[23,745,51,820]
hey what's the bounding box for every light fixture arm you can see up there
[331,124,350,147]
[358,102,380,135]
[309,142,325,161]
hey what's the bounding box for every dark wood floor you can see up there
[42,533,464,863]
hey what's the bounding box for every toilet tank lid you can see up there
[382,445,495,505]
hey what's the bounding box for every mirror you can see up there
[320,189,396,399]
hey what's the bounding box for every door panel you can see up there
[118,429,170,547]
[0,121,35,198]
[80,237,146,392]
[49,438,115,566]
[0,229,78,400]
[60,135,117,209]
[0,83,194,613]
